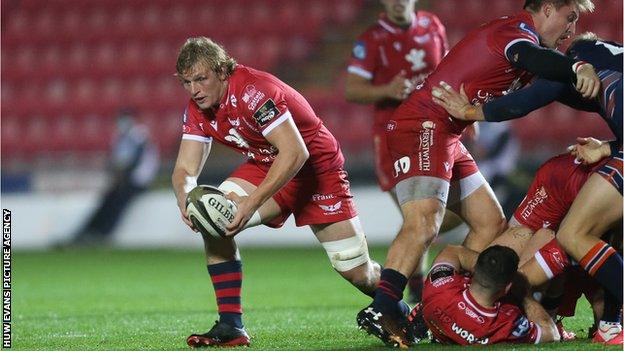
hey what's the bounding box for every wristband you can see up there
[572,61,588,74]
[464,105,478,120]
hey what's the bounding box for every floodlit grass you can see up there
[12,247,617,350]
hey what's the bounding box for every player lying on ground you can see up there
[171,37,404,348]
[416,244,560,345]
[356,1,599,347]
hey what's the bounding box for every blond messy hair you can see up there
[176,37,237,77]
[524,0,595,13]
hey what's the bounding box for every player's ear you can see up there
[504,282,513,295]
[543,2,552,18]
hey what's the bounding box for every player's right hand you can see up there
[385,72,411,100]
[567,137,610,165]
[575,63,600,99]
[178,200,198,232]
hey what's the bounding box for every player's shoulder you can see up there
[426,263,461,288]
[230,66,282,110]
[415,10,443,27]
[497,11,539,40]
[356,22,387,43]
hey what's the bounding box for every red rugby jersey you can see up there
[182,65,344,175]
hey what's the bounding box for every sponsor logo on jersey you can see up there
[312,193,336,201]
[248,91,266,111]
[431,275,454,287]
[253,99,280,126]
[393,41,402,51]
[418,125,434,171]
[318,201,343,214]
[242,85,257,103]
[393,156,411,177]
[457,301,486,324]
[353,41,366,60]
[443,162,451,173]
[230,94,237,107]
[472,90,495,105]
[429,264,454,282]
[451,323,489,344]
[520,186,548,220]
[183,124,191,133]
[386,120,397,131]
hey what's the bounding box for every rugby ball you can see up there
[186,185,237,239]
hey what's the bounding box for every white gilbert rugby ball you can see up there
[186,185,237,239]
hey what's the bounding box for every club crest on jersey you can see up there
[253,99,280,126]
[353,41,366,59]
[406,48,427,71]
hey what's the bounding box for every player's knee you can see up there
[473,210,507,235]
[401,220,438,247]
[401,206,442,246]
[321,231,371,274]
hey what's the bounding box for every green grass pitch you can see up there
[12,247,619,350]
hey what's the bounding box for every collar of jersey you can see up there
[462,289,499,317]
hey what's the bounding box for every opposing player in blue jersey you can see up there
[431,33,623,335]
[432,32,621,149]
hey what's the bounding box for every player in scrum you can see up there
[356,1,599,347]
[410,150,620,345]
[431,31,622,341]
[171,37,407,348]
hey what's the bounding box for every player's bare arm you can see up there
[225,117,309,235]
[431,82,485,121]
[522,295,561,343]
[172,139,212,230]
[433,245,479,273]
[345,72,411,103]
[568,137,613,165]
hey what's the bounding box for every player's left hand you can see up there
[567,137,610,165]
[225,192,258,236]
[575,63,601,99]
